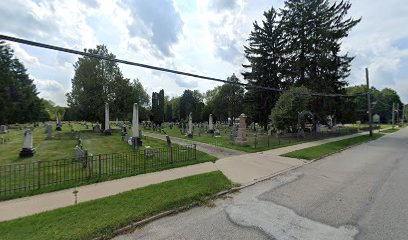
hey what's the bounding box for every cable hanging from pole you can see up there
[0,34,365,97]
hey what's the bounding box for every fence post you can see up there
[37,161,41,189]
[89,154,93,179]
[193,144,197,160]
[170,146,173,164]
[143,148,147,173]
[98,154,101,178]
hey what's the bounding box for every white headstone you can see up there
[0,125,7,134]
[23,130,33,149]
[105,102,110,131]
[208,114,214,131]
[373,114,380,124]
[132,103,140,138]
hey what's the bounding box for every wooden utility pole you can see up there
[402,105,405,125]
[366,68,373,137]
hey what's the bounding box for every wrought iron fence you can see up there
[0,144,196,197]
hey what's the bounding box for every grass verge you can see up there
[381,128,399,134]
[282,133,384,160]
[0,171,232,240]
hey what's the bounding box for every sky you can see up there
[0,0,407,106]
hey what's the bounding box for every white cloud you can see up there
[1,0,408,106]
[32,78,68,106]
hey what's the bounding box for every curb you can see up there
[96,162,309,240]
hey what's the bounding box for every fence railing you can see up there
[0,144,196,197]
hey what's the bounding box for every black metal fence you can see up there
[245,127,359,149]
[0,144,196,197]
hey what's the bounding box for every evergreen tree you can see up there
[0,41,47,124]
[243,7,285,129]
[151,89,165,124]
[281,0,361,121]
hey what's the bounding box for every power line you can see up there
[0,34,365,97]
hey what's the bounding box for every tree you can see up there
[66,46,150,122]
[206,74,244,124]
[179,90,204,122]
[281,0,361,121]
[0,41,47,124]
[151,89,165,124]
[270,86,311,130]
[243,7,285,130]
[66,45,123,122]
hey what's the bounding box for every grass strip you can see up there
[0,171,232,240]
[381,128,399,134]
[282,134,383,160]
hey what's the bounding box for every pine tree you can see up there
[281,0,361,121]
[0,41,47,124]
[242,7,286,129]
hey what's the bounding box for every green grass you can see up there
[0,122,216,200]
[0,171,232,240]
[0,123,215,164]
[282,133,384,160]
[381,128,400,133]
[146,126,357,153]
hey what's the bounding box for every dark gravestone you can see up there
[166,135,172,146]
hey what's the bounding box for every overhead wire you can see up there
[0,34,366,97]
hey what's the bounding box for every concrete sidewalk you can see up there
[0,131,369,222]
[143,132,245,158]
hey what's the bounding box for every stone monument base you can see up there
[19,148,36,157]
[56,126,62,131]
[207,129,214,134]
[186,133,193,138]
[103,129,111,135]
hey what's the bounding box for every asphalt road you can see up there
[115,128,408,240]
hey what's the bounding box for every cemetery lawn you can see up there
[0,123,216,201]
[282,133,384,160]
[146,127,356,153]
[381,128,400,134]
[0,171,232,240]
[0,123,215,164]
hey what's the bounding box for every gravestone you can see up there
[166,135,172,146]
[0,125,8,134]
[93,124,101,133]
[19,130,36,157]
[74,146,84,161]
[208,114,214,133]
[104,102,111,135]
[55,113,62,131]
[187,112,193,138]
[132,103,142,147]
[144,146,154,159]
[235,113,248,146]
[231,125,238,138]
[214,129,220,136]
[45,124,53,140]
[373,114,380,124]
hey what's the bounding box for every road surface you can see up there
[115,128,408,240]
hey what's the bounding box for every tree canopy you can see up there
[0,41,48,124]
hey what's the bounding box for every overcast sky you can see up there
[1,0,407,106]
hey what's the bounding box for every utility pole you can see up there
[392,102,395,129]
[366,68,373,137]
[402,105,405,125]
[396,103,400,126]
